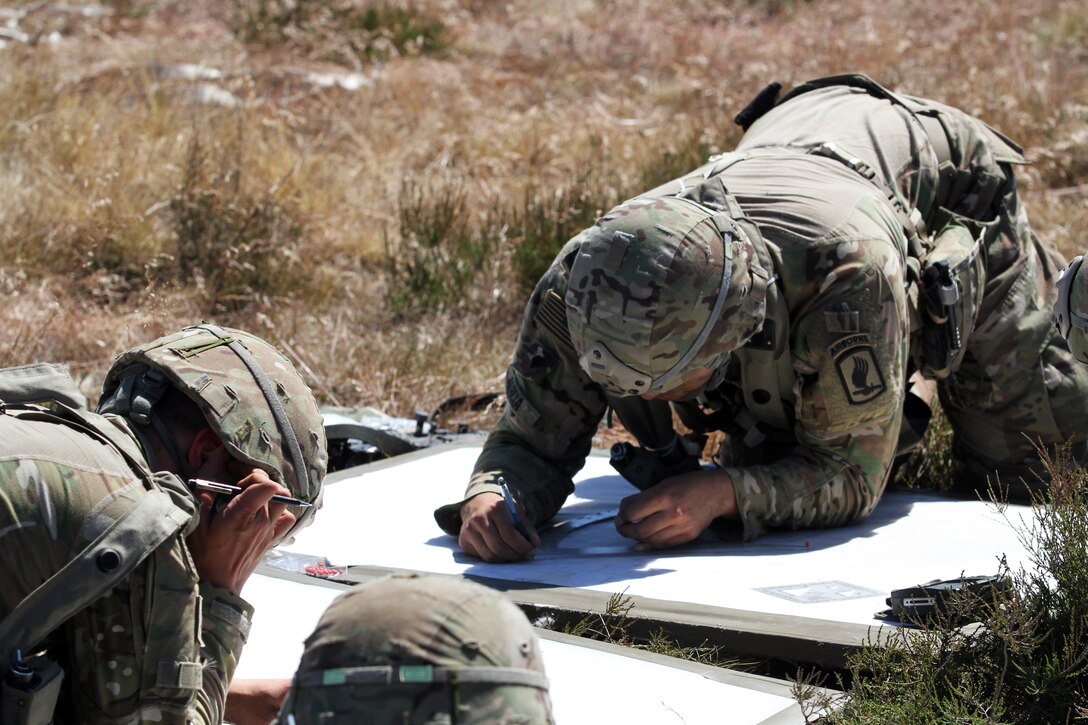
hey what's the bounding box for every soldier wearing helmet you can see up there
[275,573,553,725]
[435,73,1087,562]
[0,324,327,723]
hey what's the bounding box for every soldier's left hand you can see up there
[615,469,737,549]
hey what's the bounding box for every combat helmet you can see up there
[97,323,328,533]
[276,573,554,725]
[1054,255,1088,364]
[564,189,770,397]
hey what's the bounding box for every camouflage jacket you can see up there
[0,408,251,724]
[435,77,1044,541]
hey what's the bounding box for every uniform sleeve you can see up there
[434,254,608,534]
[191,583,254,724]
[727,235,910,540]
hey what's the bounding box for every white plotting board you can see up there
[236,571,807,725]
[273,445,1031,632]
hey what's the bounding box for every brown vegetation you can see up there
[1,0,1085,420]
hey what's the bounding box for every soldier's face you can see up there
[641,367,713,401]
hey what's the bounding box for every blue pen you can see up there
[499,477,530,539]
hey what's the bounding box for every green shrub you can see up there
[813,447,1088,724]
[168,135,317,311]
[508,170,622,297]
[383,117,745,307]
[636,125,729,191]
[230,0,448,64]
[386,176,501,317]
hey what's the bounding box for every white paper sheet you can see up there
[275,446,1030,626]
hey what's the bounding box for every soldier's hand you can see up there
[615,469,736,549]
[459,492,540,562]
[187,450,297,594]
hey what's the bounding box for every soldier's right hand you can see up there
[459,492,540,562]
[187,450,297,594]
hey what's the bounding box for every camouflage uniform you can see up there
[275,573,554,724]
[435,74,1087,541]
[0,415,245,724]
[0,326,328,723]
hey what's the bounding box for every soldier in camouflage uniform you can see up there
[435,73,1088,562]
[275,573,554,724]
[0,324,328,723]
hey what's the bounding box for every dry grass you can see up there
[1,0,1085,416]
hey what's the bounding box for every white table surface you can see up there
[273,446,1030,628]
[237,572,804,725]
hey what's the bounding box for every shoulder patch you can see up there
[830,333,887,405]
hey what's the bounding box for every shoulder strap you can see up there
[775,72,908,112]
[765,74,956,268]
[807,140,928,274]
[691,186,796,437]
[732,263,794,435]
[0,403,191,663]
[0,488,190,663]
[7,404,155,482]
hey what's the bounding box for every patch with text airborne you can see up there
[830,333,886,405]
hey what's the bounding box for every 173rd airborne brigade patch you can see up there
[830,333,887,405]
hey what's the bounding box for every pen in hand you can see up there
[188,479,313,508]
[498,476,530,539]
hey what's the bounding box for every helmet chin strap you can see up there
[703,355,732,392]
[122,419,162,471]
[119,406,196,481]
[148,410,196,480]
[97,366,196,480]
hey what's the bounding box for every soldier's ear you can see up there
[186,427,222,470]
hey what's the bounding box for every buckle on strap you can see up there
[809,142,879,184]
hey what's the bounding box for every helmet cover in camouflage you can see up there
[564,195,767,396]
[277,573,554,725]
[98,324,328,532]
[1054,255,1088,364]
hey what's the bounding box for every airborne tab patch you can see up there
[830,333,887,405]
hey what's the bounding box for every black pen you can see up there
[188,479,313,508]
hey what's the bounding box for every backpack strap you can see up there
[807,140,929,284]
[0,487,190,664]
[0,395,193,667]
